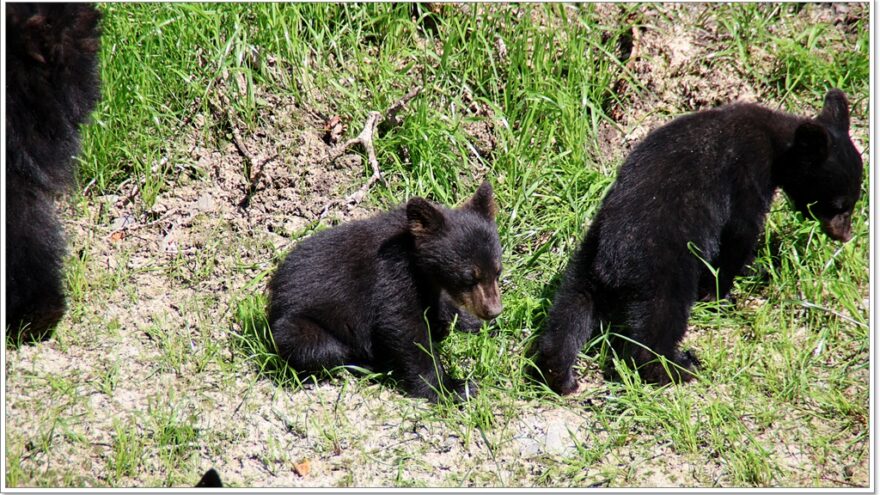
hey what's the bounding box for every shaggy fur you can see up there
[533,90,863,393]
[268,182,503,402]
[5,4,102,342]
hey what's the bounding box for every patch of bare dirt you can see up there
[5,85,421,486]
[590,2,869,196]
[592,4,762,161]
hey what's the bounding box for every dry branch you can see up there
[320,86,422,218]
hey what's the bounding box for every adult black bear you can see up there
[268,182,503,402]
[532,90,863,393]
[6,4,102,342]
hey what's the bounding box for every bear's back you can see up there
[268,208,410,321]
[589,103,793,291]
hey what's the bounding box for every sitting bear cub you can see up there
[268,182,503,402]
[532,89,863,393]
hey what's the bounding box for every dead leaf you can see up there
[323,116,344,145]
[293,459,311,477]
[109,230,125,242]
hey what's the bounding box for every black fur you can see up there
[533,90,863,393]
[195,468,223,488]
[5,4,102,342]
[268,182,503,402]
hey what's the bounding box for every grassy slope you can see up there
[6,3,870,487]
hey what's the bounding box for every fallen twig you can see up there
[379,86,422,135]
[204,88,279,210]
[81,177,97,197]
[320,87,422,218]
[106,207,179,241]
[227,108,276,184]
[799,300,867,329]
[225,107,279,209]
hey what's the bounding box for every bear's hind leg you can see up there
[271,315,361,375]
[622,297,699,385]
[6,190,67,344]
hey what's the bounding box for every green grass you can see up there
[6,2,870,488]
[233,292,300,387]
[109,420,145,481]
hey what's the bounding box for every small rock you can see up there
[161,232,178,255]
[513,436,541,457]
[545,421,575,455]
[196,194,215,212]
[100,194,120,205]
[109,214,135,231]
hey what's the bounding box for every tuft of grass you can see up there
[108,420,146,482]
[231,293,301,387]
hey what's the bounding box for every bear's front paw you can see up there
[447,378,479,402]
[640,350,700,385]
[679,349,702,370]
[453,311,484,334]
[550,369,579,395]
[530,365,578,396]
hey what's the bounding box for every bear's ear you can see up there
[20,13,49,64]
[792,122,830,164]
[819,89,850,131]
[460,180,497,220]
[17,5,101,65]
[407,197,446,237]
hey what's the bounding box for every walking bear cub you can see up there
[532,89,863,393]
[268,182,503,402]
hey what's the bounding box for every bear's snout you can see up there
[821,213,853,242]
[475,281,503,320]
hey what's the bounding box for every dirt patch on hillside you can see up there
[594,3,868,164]
[5,87,408,486]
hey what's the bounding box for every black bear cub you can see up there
[532,89,863,393]
[6,4,102,342]
[268,181,503,402]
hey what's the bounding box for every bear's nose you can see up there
[484,301,503,319]
[828,223,852,242]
